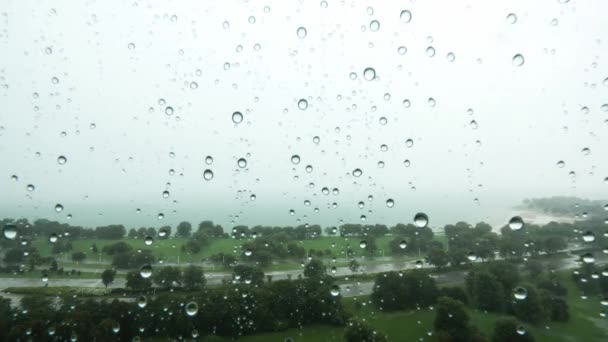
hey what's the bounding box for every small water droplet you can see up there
[386,199,394,208]
[363,67,376,81]
[426,46,436,57]
[369,20,380,32]
[506,13,517,24]
[185,301,199,316]
[297,27,307,38]
[237,158,247,168]
[400,10,412,23]
[353,168,363,177]
[512,54,525,66]
[165,107,174,116]
[54,204,64,213]
[203,169,214,181]
[232,111,243,124]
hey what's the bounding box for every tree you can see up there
[348,259,360,273]
[101,269,116,288]
[176,221,192,238]
[2,248,24,264]
[434,297,473,342]
[153,266,182,288]
[71,251,87,263]
[343,319,387,342]
[427,247,449,269]
[492,318,535,342]
[182,265,206,289]
[466,270,504,312]
[512,285,549,325]
[233,265,265,286]
[543,236,567,254]
[125,270,152,291]
[371,270,438,311]
[440,286,469,305]
[304,259,327,279]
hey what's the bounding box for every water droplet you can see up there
[399,240,407,249]
[158,228,169,238]
[428,98,436,107]
[582,147,591,155]
[248,16,256,24]
[137,295,147,308]
[446,52,455,62]
[3,225,17,240]
[582,252,595,264]
[330,285,340,296]
[162,190,170,198]
[403,99,411,108]
[359,241,367,248]
[557,160,565,168]
[297,27,307,38]
[232,111,243,124]
[237,158,247,168]
[426,46,436,57]
[353,168,363,177]
[127,42,136,50]
[203,169,214,181]
[291,155,301,165]
[512,54,525,66]
[298,99,308,110]
[506,13,517,24]
[583,231,596,242]
[139,264,152,278]
[190,82,198,89]
[470,120,478,129]
[185,301,199,316]
[55,204,64,213]
[320,1,328,8]
[57,155,67,165]
[467,252,477,261]
[250,194,257,201]
[415,260,423,268]
[369,20,380,32]
[144,236,154,246]
[313,136,320,144]
[305,165,313,173]
[405,139,414,148]
[403,159,411,167]
[48,233,58,243]
[165,107,174,116]
[363,67,376,81]
[513,287,528,300]
[205,156,213,165]
[400,10,412,23]
[26,184,35,192]
[51,77,59,84]
[157,213,164,220]
[245,249,253,256]
[508,216,524,230]
[516,325,526,335]
[414,213,429,228]
[386,199,394,208]
[111,322,120,333]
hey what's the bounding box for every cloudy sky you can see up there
[1,0,607,230]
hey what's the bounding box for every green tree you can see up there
[182,265,206,289]
[434,297,473,342]
[492,318,535,342]
[153,266,182,288]
[512,285,550,324]
[125,270,152,291]
[371,270,438,311]
[348,259,360,273]
[466,270,504,312]
[71,251,87,263]
[176,221,192,238]
[343,319,387,342]
[101,269,116,288]
[304,259,327,279]
[233,265,265,286]
[427,247,449,269]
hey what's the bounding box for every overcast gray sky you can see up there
[1,0,607,230]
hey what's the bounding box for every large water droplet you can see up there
[414,213,428,228]
[55,204,64,213]
[57,156,67,165]
[237,158,247,168]
[516,325,526,335]
[162,190,170,198]
[386,199,394,208]
[359,240,367,248]
[426,46,436,57]
[3,225,17,240]
[291,155,301,165]
[399,240,407,249]
[185,301,199,316]
[144,236,154,246]
[48,233,58,243]
[330,285,341,296]
[513,287,528,300]
[353,168,363,177]
[508,216,524,230]
[137,295,147,308]
[369,20,380,32]
[582,231,596,242]
[139,264,152,278]
[165,107,174,116]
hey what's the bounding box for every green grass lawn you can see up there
[30,235,425,268]
[214,270,607,342]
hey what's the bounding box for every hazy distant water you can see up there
[1,191,578,232]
